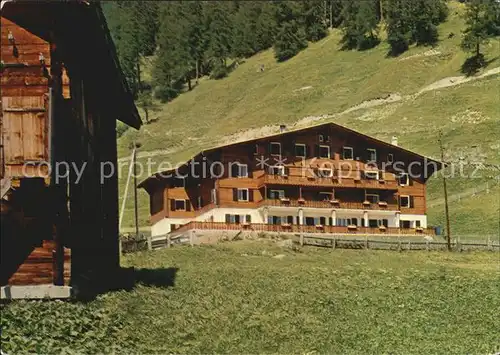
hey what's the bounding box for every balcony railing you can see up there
[262,174,398,189]
[259,198,398,211]
[172,221,436,236]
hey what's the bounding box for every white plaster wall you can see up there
[400,214,428,228]
[151,207,428,236]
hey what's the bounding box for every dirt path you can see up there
[120,66,500,162]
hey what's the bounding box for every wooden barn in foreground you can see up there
[0,1,141,299]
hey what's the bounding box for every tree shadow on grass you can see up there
[461,54,487,76]
[73,267,179,301]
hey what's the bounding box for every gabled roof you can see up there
[138,121,442,189]
[1,0,141,129]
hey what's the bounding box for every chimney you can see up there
[391,136,398,146]
[279,124,287,133]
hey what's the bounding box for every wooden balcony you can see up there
[172,221,436,236]
[262,174,398,190]
[259,198,398,211]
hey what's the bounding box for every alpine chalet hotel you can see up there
[140,123,442,237]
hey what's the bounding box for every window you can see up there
[364,171,379,180]
[226,214,252,224]
[367,148,377,162]
[319,192,333,201]
[231,163,248,178]
[319,145,330,158]
[237,188,249,201]
[369,219,379,228]
[366,194,379,203]
[400,195,410,208]
[398,173,409,186]
[319,134,330,142]
[269,165,285,176]
[343,146,354,160]
[387,153,394,163]
[401,220,411,229]
[295,143,306,157]
[270,190,285,199]
[337,218,358,226]
[270,142,281,155]
[317,168,333,178]
[415,220,421,228]
[174,199,186,211]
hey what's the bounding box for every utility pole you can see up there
[132,143,139,238]
[438,131,452,251]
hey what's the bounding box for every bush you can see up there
[154,85,179,103]
[116,121,129,138]
[210,62,230,80]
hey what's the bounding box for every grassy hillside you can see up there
[118,1,500,237]
[2,242,499,353]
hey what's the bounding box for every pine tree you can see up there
[461,0,495,58]
[386,0,413,55]
[274,1,308,62]
[340,0,379,50]
[303,0,329,42]
[204,2,234,75]
[153,3,190,101]
[103,2,159,95]
[232,2,264,58]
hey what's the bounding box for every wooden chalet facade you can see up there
[140,123,442,238]
[0,1,141,298]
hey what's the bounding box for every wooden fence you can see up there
[120,231,499,254]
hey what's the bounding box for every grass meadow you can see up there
[2,241,499,354]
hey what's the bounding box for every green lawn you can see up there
[116,1,500,236]
[2,241,499,354]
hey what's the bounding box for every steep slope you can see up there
[118,1,500,238]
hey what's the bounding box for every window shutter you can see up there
[186,200,191,211]
[170,199,176,211]
[233,188,238,201]
[410,196,415,208]
[306,145,311,158]
[315,145,320,157]
[285,167,290,176]
[225,214,231,223]
[267,216,273,224]
[249,189,254,202]
[246,215,251,223]
[329,217,333,226]
[287,216,293,224]
[231,164,239,178]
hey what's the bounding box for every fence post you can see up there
[408,241,411,251]
[189,232,194,247]
[364,236,368,250]
[147,235,152,251]
[300,233,304,247]
[167,235,171,248]
[488,236,492,251]
[426,240,430,251]
[332,237,336,250]
[398,236,402,252]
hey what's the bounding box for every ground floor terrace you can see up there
[152,204,432,237]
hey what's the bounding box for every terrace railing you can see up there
[170,221,436,236]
